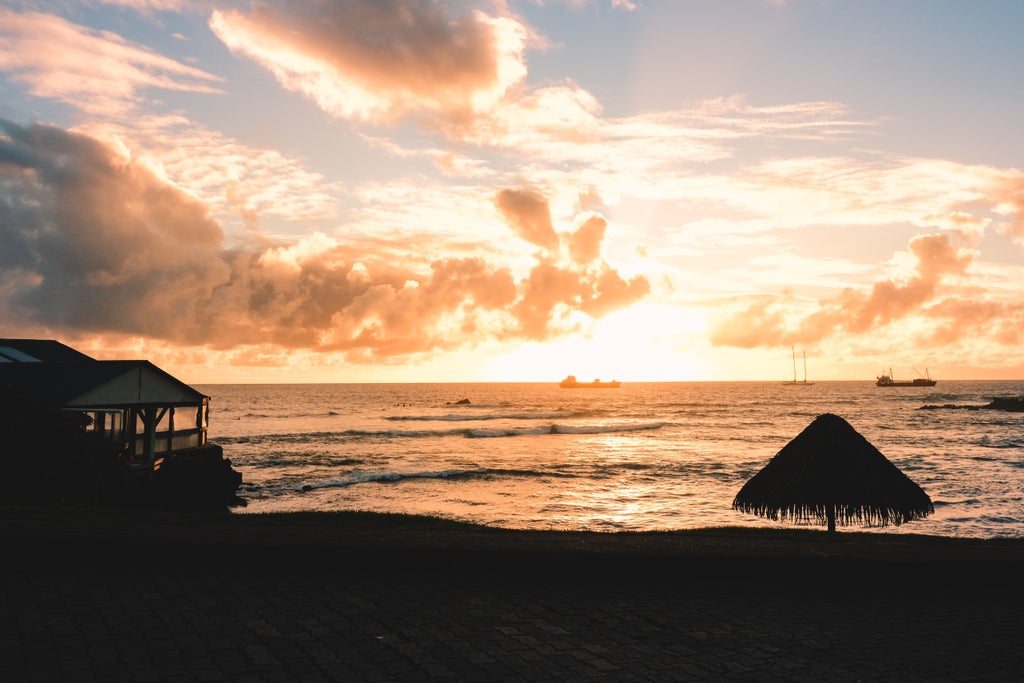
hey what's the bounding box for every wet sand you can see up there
[3,508,1023,680]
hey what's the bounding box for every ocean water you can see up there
[199,381,1024,539]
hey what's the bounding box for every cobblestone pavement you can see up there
[3,563,1021,682]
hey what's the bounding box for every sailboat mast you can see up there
[803,351,808,382]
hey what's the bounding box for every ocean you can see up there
[199,380,1024,539]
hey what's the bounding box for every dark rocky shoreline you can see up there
[920,395,1024,412]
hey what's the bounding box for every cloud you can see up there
[0,120,229,340]
[921,298,1021,346]
[992,173,1024,243]
[709,233,978,348]
[494,188,559,251]
[0,121,649,360]
[510,260,650,340]
[0,10,222,117]
[822,233,975,336]
[493,187,651,338]
[208,2,868,167]
[79,116,341,234]
[583,266,651,318]
[708,297,789,349]
[546,0,637,9]
[209,0,528,123]
[568,214,606,264]
[906,233,973,283]
[921,210,989,244]
[96,0,194,10]
[445,92,873,219]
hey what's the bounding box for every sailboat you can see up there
[782,347,814,385]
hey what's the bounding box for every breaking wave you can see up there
[386,411,574,422]
[218,421,663,443]
[466,422,663,438]
[978,435,1024,449]
[299,466,566,491]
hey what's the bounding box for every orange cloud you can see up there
[509,260,651,340]
[0,121,648,362]
[493,188,650,338]
[710,233,978,348]
[512,262,587,339]
[209,1,527,123]
[568,214,606,264]
[494,188,559,251]
[582,266,651,319]
[708,298,789,348]
[906,233,973,283]
[921,210,989,244]
[921,298,1021,346]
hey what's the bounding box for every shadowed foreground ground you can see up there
[2,508,1023,681]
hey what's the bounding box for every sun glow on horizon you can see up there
[482,304,710,382]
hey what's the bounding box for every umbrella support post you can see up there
[827,506,836,533]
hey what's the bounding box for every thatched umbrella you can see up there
[732,413,933,532]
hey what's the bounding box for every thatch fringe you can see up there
[731,501,934,528]
[732,413,934,529]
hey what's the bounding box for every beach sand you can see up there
[3,507,1023,680]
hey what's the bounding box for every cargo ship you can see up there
[876,368,936,387]
[559,375,621,389]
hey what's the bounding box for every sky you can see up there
[2,0,1024,384]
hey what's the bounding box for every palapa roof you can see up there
[732,413,933,528]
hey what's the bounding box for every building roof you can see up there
[0,339,95,363]
[0,340,207,408]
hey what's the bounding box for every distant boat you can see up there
[876,367,937,387]
[559,375,621,389]
[782,347,814,386]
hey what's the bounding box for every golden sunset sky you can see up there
[2,0,1024,383]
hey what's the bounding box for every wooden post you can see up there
[140,407,169,462]
[827,505,836,532]
[127,408,138,460]
[141,408,155,462]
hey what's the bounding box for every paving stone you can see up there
[2,566,1023,681]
